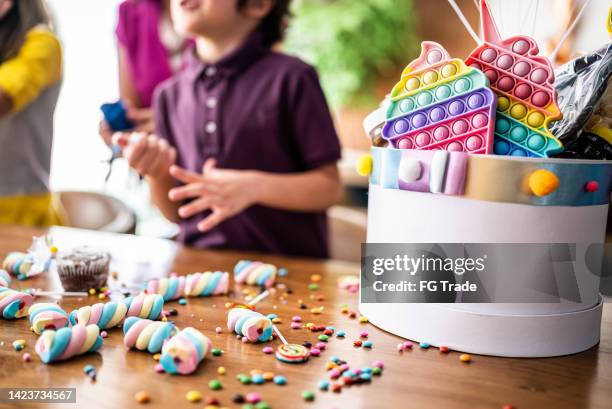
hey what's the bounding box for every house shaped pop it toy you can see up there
[465,0,563,157]
[382,41,497,154]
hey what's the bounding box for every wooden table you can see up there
[0,226,611,409]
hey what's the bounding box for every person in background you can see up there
[0,0,63,226]
[117,0,343,258]
[100,0,188,141]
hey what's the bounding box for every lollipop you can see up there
[275,343,310,364]
[381,41,496,153]
[234,260,277,288]
[123,317,178,353]
[69,293,164,329]
[465,0,563,157]
[35,324,103,363]
[0,269,11,287]
[227,307,273,343]
[159,327,212,375]
[184,271,229,297]
[28,303,69,334]
[0,287,34,319]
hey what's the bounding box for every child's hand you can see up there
[116,132,176,179]
[168,159,259,232]
[98,120,114,146]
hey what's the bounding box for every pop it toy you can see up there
[465,0,563,157]
[382,41,496,154]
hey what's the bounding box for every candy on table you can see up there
[382,41,497,154]
[234,260,277,288]
[465,0,563,157]
[28,303,69,334]
[2,236,56,280]
[0,287,34,319]
[123,316,178,353]
[184,271,229,297]
[227,307,273,342]
[145,271,229,300]
[69,293,164,329]
[0,269,10,287]
[275,343,310,364]
[35,324,103,363]
[159,327,212,375]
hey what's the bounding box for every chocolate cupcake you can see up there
[56,248,110,291]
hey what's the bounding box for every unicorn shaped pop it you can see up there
[465,0,563,157]
[382,41,497,154]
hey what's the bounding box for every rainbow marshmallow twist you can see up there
[234,260,277,288]
[2,252,34,280]
[227,307,273,343]
[29,303,69,334]
[465,0,563,157]
[35,324,103,363]
[382,41,497,153]
[0,287,34,319]
[69,293,164,329]
[159,327,212,375]
[123,317,178,353]
[0,269,11,287]
[145,271,229,301]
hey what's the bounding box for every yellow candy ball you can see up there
[185,390,202,403]
[510,103,527,119]
[356,154,373,176]
[358,316,369,323]
[528,169,560,197]
[527,112,545,128]
[497,96,510,112]
[217,366,226,375]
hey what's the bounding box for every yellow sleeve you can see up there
[0,28,62,113]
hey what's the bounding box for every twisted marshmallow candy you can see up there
[145,271,229,301]
[0,287,34,319]
[2,252,33,279]
[29,303,69,334]
[234,260,277,288]
[0,269,10,287]
[69,293,164,329]
[35,324,103,363]
[227,307,273,342]
[123,317,178,353]
[160,327,211,375]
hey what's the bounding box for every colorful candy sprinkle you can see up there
[420,342,430,349]
[439,346,450,353]
[262,346,273,354]
[460,354,472,363]
[217,366,226,375]
[215,326,222,334]
[318,380,329,390]
[251,374,265,384]
[212,348,223,356]
[134,391,150,404]
[178,298,187,305]
[318,334,329,342]
[302,391,315,401]
[208,379,222,390]
[273,375,287,385]
[246,392,261,403]
[185,390,202,402]
[12,339,26,351]
[22,352,31,362]
[363,341,373,348]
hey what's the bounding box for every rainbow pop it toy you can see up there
[382,41,497,154]
[465,0,563,157]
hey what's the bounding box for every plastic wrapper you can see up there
[551,43,612,159]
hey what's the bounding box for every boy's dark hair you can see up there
[237,0,291,47]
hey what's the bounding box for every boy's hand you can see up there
[168,159,258,232]
[116,132,176,179]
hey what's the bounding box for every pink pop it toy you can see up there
[465,0,563,157]
[382,41,497,154]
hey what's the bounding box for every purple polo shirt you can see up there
[116,0,175,107]
[153,30,342,258]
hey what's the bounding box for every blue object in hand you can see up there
[100,100,134,131]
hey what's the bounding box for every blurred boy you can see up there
[118,0,342,257]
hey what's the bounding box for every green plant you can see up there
[283,0,419,108]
